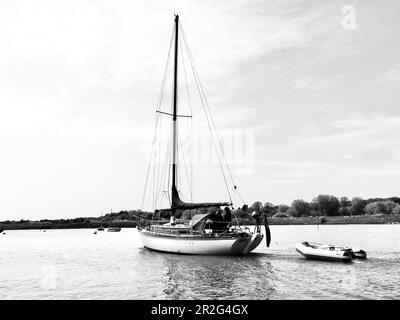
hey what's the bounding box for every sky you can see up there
[1,0,400,220]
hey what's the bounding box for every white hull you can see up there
[138,229,263,255]
[295,242,352,262]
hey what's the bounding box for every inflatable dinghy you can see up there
[295,242,353,262]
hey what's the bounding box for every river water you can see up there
[1,225,399,299]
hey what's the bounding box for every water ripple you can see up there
[1,225,400,299]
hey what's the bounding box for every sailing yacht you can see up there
[137,15,270,255]
[97,212,105,231]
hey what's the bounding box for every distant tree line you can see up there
[238,195,400,219]
[2,196,400,226]
[0,210,152,226]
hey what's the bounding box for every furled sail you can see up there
[171,185,230,210]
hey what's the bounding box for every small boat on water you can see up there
[108,227,121,232]
[98,212,105,231]
[296,242,353,262]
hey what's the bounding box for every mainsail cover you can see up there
[171,186,230,210]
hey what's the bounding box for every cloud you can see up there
[376,62,400,83]
[296,115,400,152]
[255,114,400,183]
[329,115,400,129]
[1,0,400,218]
[293,75,344,91]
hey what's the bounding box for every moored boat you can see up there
[98,212,105,231]
[138,213,264,255]
[108,227,121,232]
[295,242,353,262]
[137,15,270,255]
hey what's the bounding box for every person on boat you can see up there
[224,206,231,220]
[205,209,217,233]
[221,207,232,230]
[252,210,262,233]
[170,215,176,226]
[214,209,223,231]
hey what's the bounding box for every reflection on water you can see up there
[1,225,400,299]
[158,253,275,299]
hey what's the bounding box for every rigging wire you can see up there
[179,22,234,204]
[141,25,175,211]
[141,113,159,210]
[179,30,194,201]
[143,19,247,214]
[156,129,173,208]
[179,23,247,207]
[177,126,192,195]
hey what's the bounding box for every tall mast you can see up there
[168,14,231,213]
[171,14,179,211]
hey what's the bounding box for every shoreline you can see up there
[1,214,400,231]
[266,214,400,225]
